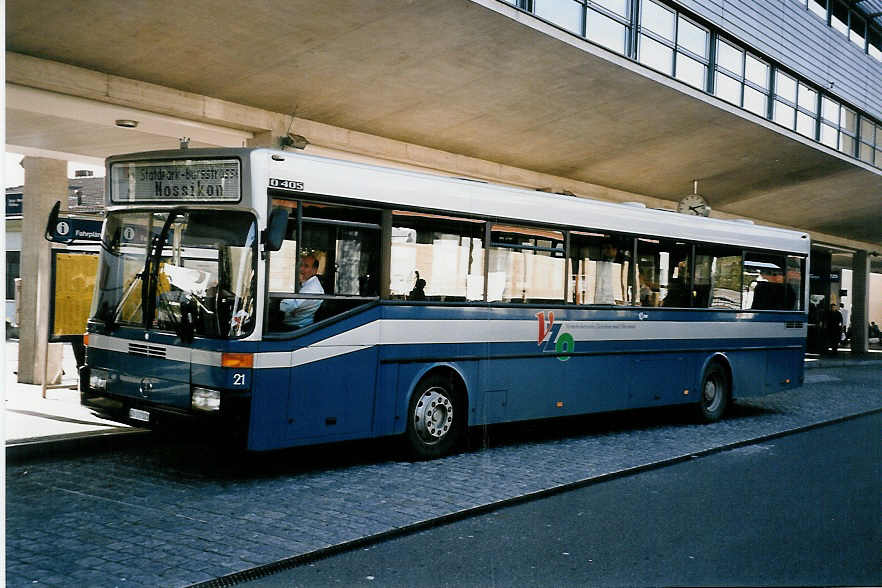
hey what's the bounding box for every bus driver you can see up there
[280,253,325,328]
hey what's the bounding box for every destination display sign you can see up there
[111,159,241,203]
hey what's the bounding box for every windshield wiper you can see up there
[107,270,144,329]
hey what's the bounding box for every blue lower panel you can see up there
[248,368,290,451]
[286,348,378,444]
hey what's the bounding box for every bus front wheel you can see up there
[695,362,729,423]
[405,375,463,460]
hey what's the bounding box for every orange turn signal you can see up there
[83,334,89,347]
[222,352,253,368]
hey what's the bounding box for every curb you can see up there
[187,407,882,588]
[6,428,150,464]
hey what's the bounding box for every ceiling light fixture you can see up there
[115,119,139,128]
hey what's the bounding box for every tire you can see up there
[695,362,729,423]
[405,374,464,460]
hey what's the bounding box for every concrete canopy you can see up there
[5,0,882,252]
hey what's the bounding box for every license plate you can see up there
[129,408,150,423]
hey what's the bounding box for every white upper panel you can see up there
[260,149,810,255]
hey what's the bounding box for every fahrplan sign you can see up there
[110,159,241,203]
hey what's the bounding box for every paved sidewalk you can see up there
[4,341,143,459]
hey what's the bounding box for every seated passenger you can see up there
[280,253,324,328]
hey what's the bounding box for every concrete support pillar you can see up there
[18,157,67,384]
[850,250,870,354]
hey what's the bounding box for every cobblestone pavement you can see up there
[6,365,882,587]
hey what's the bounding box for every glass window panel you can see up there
[489,225,565,304]
[859,119,875,144]
[714,72,742,105]
[785,256,804,311]
[587,9,627,53]
[775,71,797,102]
[876,148,882,167]
[870,29,882,61]
[773,100,796,128]
[636,238,691,308]
[745,55,769,89]
[569,233,633,305]
[860,142,874,163]
[743,86,768,117]
[839,134,856,155]
[675,53,707,89]
[830,1,848,35]
[534,0,583,34]
[840,107,857,133]
[391,214,485,302]
[809,0,826,19]
[641,0,675,41]
[849,15,865,47]
[677,16,708,57]
[821,96,839,123]
[591,0,628,17]
[797,83,818,113]
[694,246,742,309]
[743,253,790,310]
[716,39,744,75]
[639,34,674,74]
[796,111,816,138]
[820,123,838,147]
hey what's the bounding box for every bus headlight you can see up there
[89,369,108,392]
[191,387,221,412]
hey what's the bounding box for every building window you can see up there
[839,105,858,155]
[637,1,709,90]
[796,82,819,138]
[808,0,827,20]
[773,70,798,129]
[586,1,629,54]
[533,0,584,35]
[675,15,710,89]
[638,0,675,74]
[830,0,849,35]
[869,27,882,61]
[713,39,768,117]
[849,13,866,48]
[858,117,881,168]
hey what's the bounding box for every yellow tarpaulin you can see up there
[52,252,98,337]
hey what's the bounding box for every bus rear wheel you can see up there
[405,375,463,460]
[695,362,729,423]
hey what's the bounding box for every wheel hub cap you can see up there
[413,387,453,444]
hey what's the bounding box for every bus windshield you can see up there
[91,209,257,339]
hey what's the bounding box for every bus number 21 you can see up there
[233,373,246,386]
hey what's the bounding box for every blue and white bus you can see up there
[82,147,808,458]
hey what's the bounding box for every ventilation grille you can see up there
[128,342,167,358]
[785,321,805,329]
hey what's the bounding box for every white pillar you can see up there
[851,250,870,354]
[18,157,67,384]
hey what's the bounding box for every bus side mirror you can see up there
[265,208,288,252]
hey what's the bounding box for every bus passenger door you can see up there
[287,347,378,441]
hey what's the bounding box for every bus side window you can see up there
[635,238,691,308]
[744,252,791,310]
[569,232,632,305]
[266,200,382,333]
[694,245,742,309]
[390,212,485,302]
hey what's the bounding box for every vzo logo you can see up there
[536,311,575,362]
